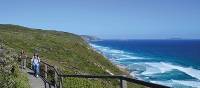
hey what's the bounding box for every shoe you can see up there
[36,75,38,78]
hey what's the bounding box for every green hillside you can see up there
[0,24,143,88]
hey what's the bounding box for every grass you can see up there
[0,24,145,88]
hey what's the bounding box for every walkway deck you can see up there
[22,68,45,88]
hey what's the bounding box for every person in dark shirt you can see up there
[19,50,27,69]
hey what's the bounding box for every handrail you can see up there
[120,76,169,88]
[25,57,170,88]
[40,61,60,75]
[59,74,169,88]
[26,57,61,88]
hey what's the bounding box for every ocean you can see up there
[90,40,200,88]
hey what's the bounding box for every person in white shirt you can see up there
[31,53,40,77]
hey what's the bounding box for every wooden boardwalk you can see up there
[22,68,46,88]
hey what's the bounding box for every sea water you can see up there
[90,40,200,88]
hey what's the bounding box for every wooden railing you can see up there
[25,57,170,88]
[40,61,61,88]
[26,58,62,88]
[59,74,169,88]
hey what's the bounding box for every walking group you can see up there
[19,50,41,78]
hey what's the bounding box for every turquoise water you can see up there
[90,40,200,88]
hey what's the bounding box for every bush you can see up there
[0,46,30,88]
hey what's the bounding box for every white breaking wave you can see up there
[140,62,200,81]
[90,43,145,61]
[151,80,200,88]
[172,80,200,88]
[151,80,174,88]
[141,62,174,75]
[117,55,146,60]
[163,63,200,81]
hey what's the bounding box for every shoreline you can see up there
[88,43,135,78]
[88,41,200,88]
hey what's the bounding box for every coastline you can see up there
[88,40,200,88]
[88,43,135,78]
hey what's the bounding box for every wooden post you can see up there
[45,64,47,79]
[24,58,26,69]
[120,76,127,88]
[54,66,58,88]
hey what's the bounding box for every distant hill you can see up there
[81,35,101,41]
[168,38,184,40]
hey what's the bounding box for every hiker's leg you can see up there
[38,64,40,75]
[34,64,37,76]
[21,59,23,69]
[32,64,34,71]
[24,59,26,69]
[36,64,39,76]
[22,59,25,69]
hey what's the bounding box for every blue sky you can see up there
[0,0,200,39]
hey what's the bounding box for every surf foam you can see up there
[139,62,200,81]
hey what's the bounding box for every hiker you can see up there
[31,53,40,77]
[31,54,37,70]
[19,50,27,69]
